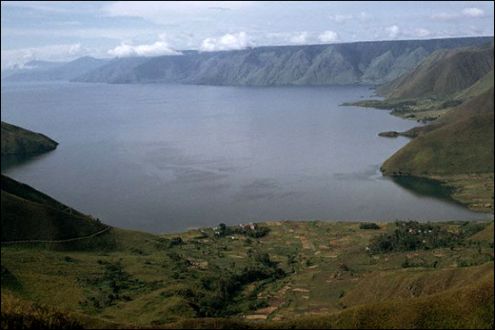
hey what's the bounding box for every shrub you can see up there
[359,223,380,230]
[78,260,149,310]
[182,252,285,318]
[459,222,486,238]
[1,266,21,291]
[169,237,183,247]
[1,294,83,329]
[213,223,270,239]
[369,221,461,253]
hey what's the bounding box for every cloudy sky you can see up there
[1,1,494,69]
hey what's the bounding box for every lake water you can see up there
[1,82,488,232]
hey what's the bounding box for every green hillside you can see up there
[3,276,493,329]
[378,73,494,212]
[1,175,109,243]
[2,217,493,329]
[455,69,495,100]
[350,43,495,213]
[378,44,494,99]
[381,88,494,177]
[1,122,58,156]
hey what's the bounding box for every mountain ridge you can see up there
[75,37,492,86]
[4,56,109,82]
[378,43,494,98]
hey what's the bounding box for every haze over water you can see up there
[1,82,488,232]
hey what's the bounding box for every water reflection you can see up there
[1,152,55,172]
[1,82,488,232]
[388,176,456,204]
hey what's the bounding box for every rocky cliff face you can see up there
[74,37,492,86]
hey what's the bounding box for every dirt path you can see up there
[1,226,112,245]
[299,235,315,250]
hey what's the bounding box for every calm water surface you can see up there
[1,82,488,232]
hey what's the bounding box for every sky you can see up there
[1,1,494,69]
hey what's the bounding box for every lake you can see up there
[1,82,488,232]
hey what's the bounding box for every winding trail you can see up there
[0,226,112,245]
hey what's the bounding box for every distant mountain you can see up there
[74,37,493,86]
[4,56,109,82]
[378,43,494,99]
[22,60,66,70]
[1,122,58,156]
[73,57,149,83]
[1,60,66,79]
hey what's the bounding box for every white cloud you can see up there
[385,25,400,39]
[318,30,339,43]
[430,12,458,21]
[108,36,180,57]
[1,1,81,14]
[462,7,485,18]
[104,1,254,24]
[358,11,371,20]
[200,32,251,52]
[414,28,431,38]
[289,32,309,44]
[1,43,90,70]
[329,14,353,23]
[431,7,487,21]
[328,12,370,23]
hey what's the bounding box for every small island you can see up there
[378,131,400,138]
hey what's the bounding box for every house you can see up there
[239,223,257,231]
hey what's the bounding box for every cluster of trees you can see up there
[79,260,146,310]
[1,265,21,291]
[359,223,381,230]
[163,251,285,317]
[214,223,270,239]
[458,221,487,238]
[369,221,479,253]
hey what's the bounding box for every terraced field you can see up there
[2,220,493,328]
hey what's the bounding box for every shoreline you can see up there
[347,95,494,216]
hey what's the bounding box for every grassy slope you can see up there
[378,44,494,99]
[1,121,58,156]
[455,69,495,100]
[5,277,492,329]
[1,175,108,242]
[2,219,493,329]
[262,277,494,329]
[381,88,494,176]
[380,85,494,211]
[359,44,495,212]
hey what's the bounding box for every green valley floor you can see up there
[2,220,493,329]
